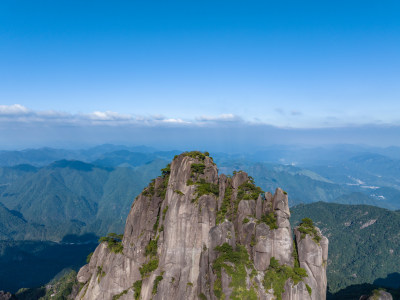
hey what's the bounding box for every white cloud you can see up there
[0,104,30,115]
[162,118,190,124]
[1,104,398,129]
[197,114,242,122]
[87,111,132,121]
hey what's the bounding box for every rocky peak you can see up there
[76,151,329,300]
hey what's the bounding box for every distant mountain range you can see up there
[1,145,400,242]
[0,158,171,241]
[1,145,400,296]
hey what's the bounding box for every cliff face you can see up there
[76,152,328,300]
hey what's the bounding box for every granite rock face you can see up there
[294,227,328,300]
[76,152,329,300]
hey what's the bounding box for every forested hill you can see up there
[0,159,169,241]
[291,202,400,298]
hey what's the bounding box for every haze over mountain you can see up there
[1,144,400,244]
[0,146,400,299]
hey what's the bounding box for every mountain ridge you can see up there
[75,151,329,300]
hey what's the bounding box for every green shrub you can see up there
[162,205,169,220]
[145,237,159,257]
[260,212,278,230]
[183,151,207,160]
[292,240,300,268]
[216,183,232,224]
[212,243,257,299]
[175,189,184,195]
[298,218,321,243]
[237,181,263,201]
[133,280,142,300]
[191,163,206,174]
[153,214,160,231]
[152,274,164,295]
[35,270,78,300]
[161,164,171,177]
[99,233,124,254]
[199,292,207,300]
[86,252,93,264]
[250,234,256,247]
[196,179,219,197]
[306,284,312,296]
[155,175,169,199]
[112,289,128,300]
[263,257,308,300]
[243,217,250,224]
[142,179,155,197]
[97,266,106,283]
[139,258,159,277]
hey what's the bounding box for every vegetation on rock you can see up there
[192,178,219,202]
[139,258,159,278]
[183,151,208,161]
[39,270,78,300]
[260,211,278,230]
[133,280,142,300]
[263,257,308,300]
[216,181,233,224]
[298,217,321,243]
[97,266,106,283]
[152,273,164,295]
[212,243,258,299]
[162,205,168,220]
[99,233,123,254]
[142,179,155,197]
[112,289,128,300]
[306,284,312,296]
[86,252,93,263]
[191,163,206,175]
[156,175,169,200]
[237,177,264,201]
[145,237,159,257]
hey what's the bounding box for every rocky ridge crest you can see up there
[76,152,329,300]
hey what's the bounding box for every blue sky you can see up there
[0,1,400,149]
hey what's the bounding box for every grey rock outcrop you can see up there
[0,291,12,300]
[294,226,328,300]
[360,290,393,300]
[76,152,328,300]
